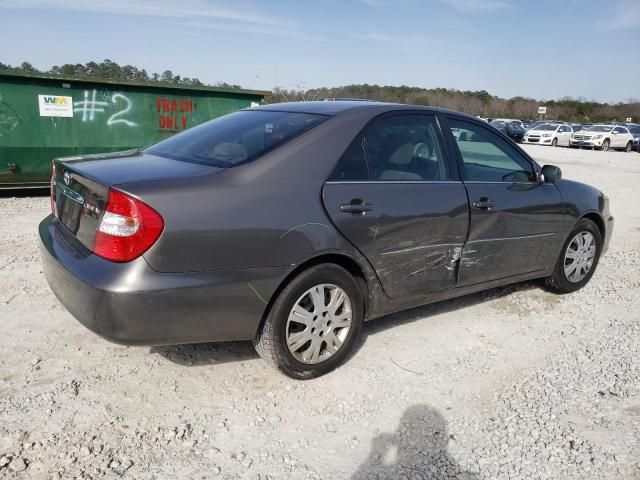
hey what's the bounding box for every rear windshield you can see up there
[146,110,326,167]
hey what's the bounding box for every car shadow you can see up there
[153,280,541,369]
[347,280,540,361]
[150,340,259,366]
[351,403,480,479]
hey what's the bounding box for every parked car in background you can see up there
[624,125,640,151]
[493,118,524,127]
[490,120,526,142]
[39,101,613,378]
[528,121,547,130]
[570,125,634,151]
[523,123,573,147]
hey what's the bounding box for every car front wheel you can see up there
[600,139,610,151]
[551,137,558,147]
[253,264,364,379]
[625,141,632,152]
[543,218,602,294]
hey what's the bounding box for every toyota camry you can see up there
[40,101,613,379]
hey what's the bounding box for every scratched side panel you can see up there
[322,182,469,298]
[458,182,567,285]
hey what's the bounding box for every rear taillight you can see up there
[93,188,164,262]
[50,162,57,216]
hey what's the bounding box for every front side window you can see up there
[447,119,535,183]
[146,110,326,167]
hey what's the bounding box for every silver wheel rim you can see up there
[602,141,609,151]
[564,231,596,283]
[286,283,352,364]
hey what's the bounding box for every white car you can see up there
[570,125,634,152]
[523,123,573,147]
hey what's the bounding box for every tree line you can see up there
[0,59,241,89]
[273,85,639,123]
[1,60,637,122]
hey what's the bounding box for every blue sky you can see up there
[0,0,638,102]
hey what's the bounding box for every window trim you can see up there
[440,114,540,184]
[326,110,460,184]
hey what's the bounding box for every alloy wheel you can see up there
[563,231,596,283]
[285,284,353,364]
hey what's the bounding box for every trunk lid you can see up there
[52,150,223,250]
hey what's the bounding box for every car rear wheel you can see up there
[543,218,602,294]
[600,139,610,151]
[253,264,364,379]
[625,141,632,152]
[551,137,558,147]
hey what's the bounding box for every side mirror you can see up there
[541,164,562,183]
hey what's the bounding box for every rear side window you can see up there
[146,110,326,167]
[330,114,449,182]
[330,137,369,181]
[365,115,449,181]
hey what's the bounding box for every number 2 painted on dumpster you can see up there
[107,93,137,127]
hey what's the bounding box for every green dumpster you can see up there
[0,71,269,188]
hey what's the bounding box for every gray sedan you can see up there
[40,101,613,379]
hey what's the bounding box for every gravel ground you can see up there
[0,145,639,480]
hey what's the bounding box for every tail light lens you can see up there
[50,162,57,216]
[93,188,164,262]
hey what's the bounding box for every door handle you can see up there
[340,199,373,214]
[472,198,495,210]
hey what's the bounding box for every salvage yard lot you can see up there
[1,145,639,479]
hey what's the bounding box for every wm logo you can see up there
[43,96,69,105]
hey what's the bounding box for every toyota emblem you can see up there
[63,171,71,185]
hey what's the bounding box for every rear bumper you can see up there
[39,215,287,346]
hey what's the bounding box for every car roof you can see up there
[252,100,479,119]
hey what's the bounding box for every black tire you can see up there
[543,218,602,294]
[551,137,558,147]
[600,139,610,151]
[253,264,364,379]
[625,141,632,152]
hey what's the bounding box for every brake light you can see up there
[93,189,164,262]
[50,162,57,216]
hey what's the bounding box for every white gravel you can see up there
[0,145,639,479]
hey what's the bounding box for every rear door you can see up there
[322,113,469,298]
[442,116,566,286]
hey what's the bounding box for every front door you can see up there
[323,113,469,298]
[442,116,566,286]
